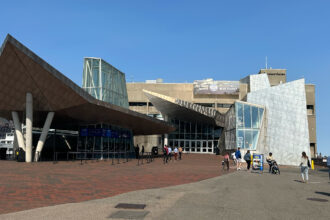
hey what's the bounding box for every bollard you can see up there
[311,159,315,170]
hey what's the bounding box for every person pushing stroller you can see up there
[266,152,280,174]
[266,152,274,173]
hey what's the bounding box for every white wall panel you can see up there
[247,79,310,166]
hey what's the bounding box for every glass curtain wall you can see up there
[78,123,133,159]
[235,102,264,150]
[82,58,129,108]
[168,118,222,153]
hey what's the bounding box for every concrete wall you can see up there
[127,82,248,115]
[133,135,162,153]
[305,84,317,157]
[258,69,287,86]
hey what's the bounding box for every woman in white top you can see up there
[300,152,309,183]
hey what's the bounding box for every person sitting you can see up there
[266,152,274,173]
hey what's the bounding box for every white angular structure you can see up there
[247,79,310,166]
[240,73,271,92]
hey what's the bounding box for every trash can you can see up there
[151,146,158,156]
[0,148,7,160]
[16,148,25,162]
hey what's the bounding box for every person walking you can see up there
[300,151,310,183]
[135,144,140,159]
[224,153,230,171]
[231,152,236,165]
[163,145,169,164]
[178,146,183,160]
[244,150,251,171]
[141,145,145,158]
[174,147,178,160]
[168,146,172,161]
[235,147,242,170]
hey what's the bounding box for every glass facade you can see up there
[235,102,264,150]
[77,123,133,158]
[82,58,129,108]
[168,118,222,153]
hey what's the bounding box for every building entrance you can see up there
[169,140,214,153]
[167,118,222,154]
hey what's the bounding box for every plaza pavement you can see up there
[1,164,329,220]
[0,154,232,214]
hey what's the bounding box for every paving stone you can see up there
[0,154,234,214]
[108,210,149,219]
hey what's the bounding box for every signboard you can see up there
[252,154,264,171]
[193,80,240,95]
[80,129,130,139]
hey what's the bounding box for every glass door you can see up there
[208,141,213,153]
[191,141,196,152]
[202,141,207,153]
[184,141,190,152]
[196,141,201,152]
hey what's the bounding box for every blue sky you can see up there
[0,0,329,155]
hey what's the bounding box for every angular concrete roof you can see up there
[143,90,225,127]
[0,34,174,135]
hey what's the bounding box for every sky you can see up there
[0,0,329,156]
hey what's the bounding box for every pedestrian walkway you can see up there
[1,167,328,220]
[0,154,233,214]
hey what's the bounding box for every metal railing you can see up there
[137,152,155,166]
[53,151,134,165]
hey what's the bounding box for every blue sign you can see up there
[102,129,111,137]
[80,128,131,139]
[80,128,88,136]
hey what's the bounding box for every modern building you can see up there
[0,34,174,162]
[127,70,317,165]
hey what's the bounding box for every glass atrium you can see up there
[235,102,264,150]
[82,57,129,108]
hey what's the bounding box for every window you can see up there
[307,105,314,115]
[235,102,265,150]
[129,102,147,106]
[195,103,215,108]
[217,103,232,108]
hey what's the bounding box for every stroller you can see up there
[268,160,280,175]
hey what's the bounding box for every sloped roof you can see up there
[0,34,174,135]
[143,90,225,127]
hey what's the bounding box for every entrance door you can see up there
[196,141,201,152]
[202,141,207,153]
[208,141,213,153]
[191,141,196,152]
[184,141,190,152]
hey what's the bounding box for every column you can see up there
[25,93,33,163]
[34,112,54,161]
[11,111,26,151]
[164,115,169,146]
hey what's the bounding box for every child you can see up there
[224,153,230,170]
